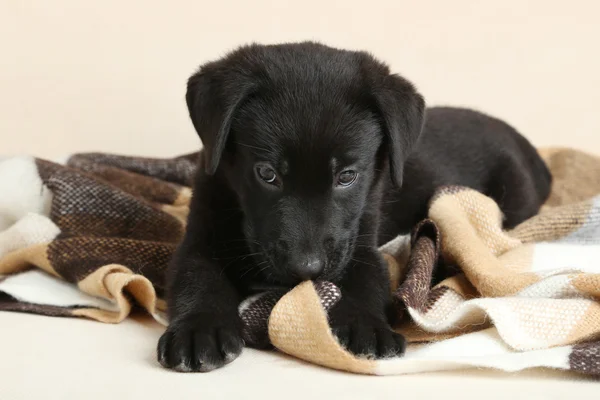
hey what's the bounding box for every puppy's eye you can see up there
[336,170,357,187]
[255,164,279,185]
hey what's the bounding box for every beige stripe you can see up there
[76,264,159,323]
[540,147,600,207]
[78,264,134,299]
[384,253,404,293]
[172,187,192,206]
[497,244,535,273]
[565,301,600,345]
[436,274,478,299]
[160,204,189,225]
[109,273,158,315]
[156,298,167,311]
[451,190,522,256]
[509,200,592,243]
[268,281,377,374]
[396,321,466,343]
[0,243,60,277]
[570,274,600,299]
[536,147,563,160]
[72,308,123,323]
[429,192,538,296]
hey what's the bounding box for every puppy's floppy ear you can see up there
[368,69,426,188]
[186,67,255,175]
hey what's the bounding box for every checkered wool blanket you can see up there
[0,148,599,377]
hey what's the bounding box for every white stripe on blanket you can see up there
[531,242,600,275]
[0,157,52,231]
[0,213,60,258]
[409,295,596,350]
[0,269,120,311]
[375,328,571,375]
[560,196,600,244]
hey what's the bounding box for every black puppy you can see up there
[158,42,551,372]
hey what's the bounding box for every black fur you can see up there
[157,42,551,372]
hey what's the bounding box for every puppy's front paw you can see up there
[157,313,244,372]
[329,301,405,359]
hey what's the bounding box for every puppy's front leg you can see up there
[157,239,244,372]
[329,248,406,358]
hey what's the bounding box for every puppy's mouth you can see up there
[246,281,292,294]
[249,246,354,288]
[243,225,357,286]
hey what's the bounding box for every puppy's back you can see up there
[419,107,551,205]
[380,107,551,237]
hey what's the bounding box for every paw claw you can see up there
[157,314,244,372]
[174,361,193,373]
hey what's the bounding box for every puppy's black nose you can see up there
[295,256,324,281]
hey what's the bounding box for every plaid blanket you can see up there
[0,148,599,377]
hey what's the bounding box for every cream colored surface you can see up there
[1,1,600,398]
[1,1,600,158]
[0,312,598,400]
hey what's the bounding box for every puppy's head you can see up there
[186,42,425,286]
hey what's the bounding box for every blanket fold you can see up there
[0,148,599,377]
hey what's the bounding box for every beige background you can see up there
[1,0,599,159]
[1,2,600,398]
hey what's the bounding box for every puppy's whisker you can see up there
[214,251,262,261]
[218,252,264,276]
[351,233,375,238]
[353,244,377,249]
[234,141,271,153]
[238,268,254,279]
[255,262,272,276]
[239,258,269,279]
[349,257,379,269]
[380,199,403,205]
